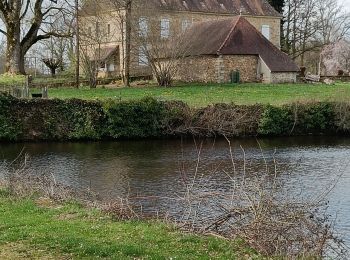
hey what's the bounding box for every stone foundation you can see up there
[270,72,297,83]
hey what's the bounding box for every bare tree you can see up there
[42,58,62,77]
[79,8,114,88]
[79,0,132,87]
[132,3,190,87]
[284,0,350,66]
[0,0,74,74]
[284,0,319,63]
[317,0,350,45]
[40,16,76,75]
[110,0,132,87]
[0,39,5,73]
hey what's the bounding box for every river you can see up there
[0,136,349,246]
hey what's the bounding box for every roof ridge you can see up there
[217,16,241,54]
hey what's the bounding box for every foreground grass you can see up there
[0,192,257,259]
[40,82,350,107]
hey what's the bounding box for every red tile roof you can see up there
[181,17,299,72]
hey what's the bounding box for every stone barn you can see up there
[171,16,299,84]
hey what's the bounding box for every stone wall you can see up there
[220,55,259,82]
[173,55,258,83]
[173,56,218,83]
[270,72,297,83]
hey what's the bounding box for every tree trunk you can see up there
[5,27,24,74]
[50,67,56,77]
[123,0,132,87]
[19,52,26,74]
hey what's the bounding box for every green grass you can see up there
[0,193,258,259]
[39,82,350,107]
[0,74,26,87]
[0,74,77,86]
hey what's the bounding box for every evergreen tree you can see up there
[268,0,285,13]
[269,0,286,50]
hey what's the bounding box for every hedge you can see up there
[0,93,349,142]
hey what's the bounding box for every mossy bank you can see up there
[1,93,350,142]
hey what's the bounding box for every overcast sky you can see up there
[340,0,350,9]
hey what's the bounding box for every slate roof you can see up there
[81,0,281,17]
[181,16,299,72]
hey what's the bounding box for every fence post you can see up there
[42,87,48,99]
[23,75,32,98]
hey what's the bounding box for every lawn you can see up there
[0,192,257,259]
[40,82,350,107]
[0,74,26,88]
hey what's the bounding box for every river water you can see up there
[0,137,350,246]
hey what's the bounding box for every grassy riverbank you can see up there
[0,191,256,259]
[40,82,350,107]
[1,73,349,107]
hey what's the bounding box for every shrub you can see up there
[258,103,336,136]
[104,97,168,138]
[293,102,336,134]
[333,102,350,133]
[0,94,106,141]
[258,105,294,135]
[0,94,22,141]
[0,93,349,141]
[55,99,106,140]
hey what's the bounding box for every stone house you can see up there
[168,16,299,83]
[80,0,284,79]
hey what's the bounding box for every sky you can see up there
[340,0,350,10]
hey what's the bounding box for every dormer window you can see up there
[262,25,270,40]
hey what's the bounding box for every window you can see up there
[107,24,111,36]
[138,46,148,66]
[160,18,170,38]
[108,63,115,72]
[139,17,148,37]
[182,19,191,32]
[261,25,270,40]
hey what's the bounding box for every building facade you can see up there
[168,17,299,84]
[80,0,283,80]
